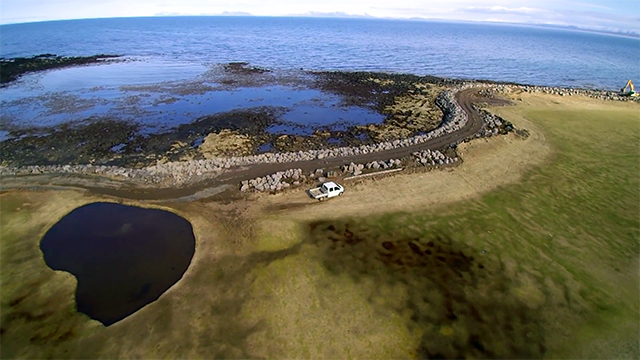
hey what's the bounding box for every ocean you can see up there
[1,16,639,90]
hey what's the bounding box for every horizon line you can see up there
[1,14,638,38]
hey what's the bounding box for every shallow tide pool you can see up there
[0,60,385,136]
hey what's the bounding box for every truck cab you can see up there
[308,181,345,201]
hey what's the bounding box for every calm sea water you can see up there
[1,16,639,90]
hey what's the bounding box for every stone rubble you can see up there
[412,149,458,166]
[340,159,404,176]
[489,83,640,102]
[240,168,305,193]
[469,104,515,139]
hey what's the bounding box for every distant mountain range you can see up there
[517,23,639,39]
[154,11,253,17]
[286,12,376,19]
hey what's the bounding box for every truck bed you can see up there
[308,187,326,198]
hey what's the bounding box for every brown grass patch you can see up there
[199,129,253,158]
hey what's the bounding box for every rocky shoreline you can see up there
[0,68,448,168]
[0,87,468,185]
[1,81,634,189]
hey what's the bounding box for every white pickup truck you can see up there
[308,182,344,201]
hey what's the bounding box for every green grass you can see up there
[238,103,638,359]
[301,105,640,358]
[1,100,638,359]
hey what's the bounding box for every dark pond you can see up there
[39,202,195,326]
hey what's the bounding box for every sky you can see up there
[1,0,639,33]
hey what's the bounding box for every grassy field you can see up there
[1,92,638,358]
[244,93,640,358]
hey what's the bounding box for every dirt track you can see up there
[0,88,501,200]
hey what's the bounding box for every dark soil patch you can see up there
[39,202,196,326]
[307,220,546,359]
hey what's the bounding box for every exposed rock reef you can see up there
[0,54,121,84]
[0,70,449,167]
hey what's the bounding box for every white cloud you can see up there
[0,0,638,33]
[569,2,614,11]
[450,3,640,33]
[463,6,547,15]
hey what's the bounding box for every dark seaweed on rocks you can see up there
[223,62,271,75]
[311,71,449,113]
[0,107,283,167]
[123,106,283,165]
[0,120,139,166]
[0,54,121,84]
